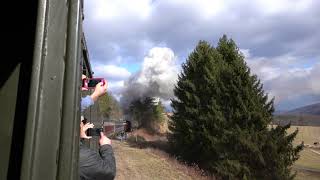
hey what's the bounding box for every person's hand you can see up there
[81,75,88,91]
[99,132,111,146]
[90,81,108,102]
[80,122,94,139]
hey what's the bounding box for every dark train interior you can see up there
[1,1,101,179]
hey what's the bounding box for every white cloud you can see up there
[88,0,152,21]
[94,65,131,81]
[167,0,226,18]
[107,80,125,95]
[243,49,320,109]
[108,80,125,89]
[309,63,320,92]
[84,0,319,65]
[84,0,320,110]
[121,47,179,107]
[137,47,177,85]
[257,0,314,15]
[260,67,281,81]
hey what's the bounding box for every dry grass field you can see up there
[113,140,212,180]
[286,126,320,179]
[113,129,213,180]
[286,126,320,145]
[295,148,320,170]
[294,169,320,180]
[112,126,319,179]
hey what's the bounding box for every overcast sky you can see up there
[83,0,320,111]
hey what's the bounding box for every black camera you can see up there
[82,78,106,90]
[86,127,104,136]
[81,117,104,136]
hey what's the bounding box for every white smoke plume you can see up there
[120,47,179,109]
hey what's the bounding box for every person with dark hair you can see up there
[79,120,116,180]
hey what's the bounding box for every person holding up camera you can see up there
[81,75,108,111]
[80,75,116,180]
[79,120,115,180]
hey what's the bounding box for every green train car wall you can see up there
[1,0,102,179]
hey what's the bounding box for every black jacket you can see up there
[79,143,116,180]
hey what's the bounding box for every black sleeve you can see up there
[79,144,116,180]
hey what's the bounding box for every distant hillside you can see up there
[273,114,320,126]
[287,102,320,115]
[273,103,320,126]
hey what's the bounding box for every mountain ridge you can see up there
[286,102,320,116]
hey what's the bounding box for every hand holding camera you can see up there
[80,121,94,139]
[81,77,108,101]
[82,77,107,90]
[80,120,111,145]
[90,81,108,102]
[99,132,112,145]
[86,127,104,136]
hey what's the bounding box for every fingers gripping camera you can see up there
[82,78,107,91]
[86,127,104,136]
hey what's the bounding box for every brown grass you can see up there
[113,128,215,180]
[115,126,320,179]
[293,168,320,180]
[287,126,320,179]
[287,126,320,145]
[130,128,167,142]
[294,148,320,170]
[113,140,214,180]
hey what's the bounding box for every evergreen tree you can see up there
[153,101,165,123]
[129,97,165,131]
[169,35,303,179]
[129,97,153,127]
[98,93,122,120]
